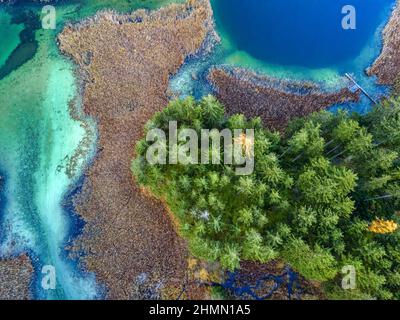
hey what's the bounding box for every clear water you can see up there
[0,0,397,300]
[0,8,24,68]
[0,8,98,299]
[170,0,395,112]
[0,0,183,300]
[213,0,395,69]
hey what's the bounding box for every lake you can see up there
[212,0,395,70]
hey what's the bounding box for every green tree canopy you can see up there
[132,95,400,300]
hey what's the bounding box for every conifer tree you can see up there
[132,96,400,299]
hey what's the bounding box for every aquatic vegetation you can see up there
[1,0,400,300]
[0,9,40,80]
[132,95,400,299]
[208,68,359,131]
[368,3,400,84]
[0,254,33,300]
[0,0,193,300]
[0,7,24,68]
[57,0,213,299]
[210,0,395,94]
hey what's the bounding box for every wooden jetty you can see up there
[345,73,378,105]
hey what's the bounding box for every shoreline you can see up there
[208,67,360,131]
[0,254,33,300]
[368,0,400,85]
[58,0,214,299]
[56,0,398,299]
[1,0,399,300]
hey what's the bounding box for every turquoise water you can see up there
[0,0,183,300]
[211,0,395,85]
[0,8,24,68]
[0,7,98,299]
[170,0,396,113]
[0,0,397,300]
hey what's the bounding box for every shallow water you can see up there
[170,0,396,113]
[0,0,397,300]
[0,8,24,68]
[0,0,182,300]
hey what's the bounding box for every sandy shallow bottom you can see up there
[208,68,360,131]
[0,0,192,300]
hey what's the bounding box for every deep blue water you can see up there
[213,0,395,69]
